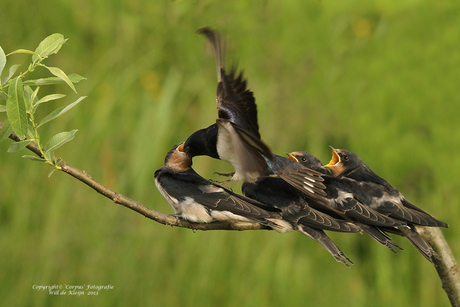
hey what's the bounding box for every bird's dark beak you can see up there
[285,152,298,162]
[325,146,340,167]
[177,142,185,152]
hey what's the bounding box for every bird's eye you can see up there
[301,157,307,162]
[343,155,349,161]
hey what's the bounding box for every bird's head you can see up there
[324,146,361,176]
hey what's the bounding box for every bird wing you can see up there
[400,195,448,227]
[297,225,354,267]
[276,163,327,202]
[215,120,271,183]
[357,224,403,253]
[353,180,447,227]
[216,70,260,138]
[323,183,406,227]
[293,206,361,233]
[198,27,261,138]
[158,169,280,222]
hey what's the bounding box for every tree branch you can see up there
[417,226,460,307]
[0,121,270,232]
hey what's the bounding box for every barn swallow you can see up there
[183,27,271,183]
[183,27,326,201]
[154,142,290,230]
[242,154,362,266]
[324,147,448,262]
[286,151,404,253]
[324,147,448,228]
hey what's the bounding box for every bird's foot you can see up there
[169,214,182,226]
[210,179,233,191]
[214,171,235,178]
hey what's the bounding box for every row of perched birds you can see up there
[154,27,448,266]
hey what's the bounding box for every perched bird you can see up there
[154,142,289,230]
[323,147,448,263]
[324,147,448,228]
[283,151,405,253]
[243,154,362,266]
[182,27,326,201]
[155,143,356,266]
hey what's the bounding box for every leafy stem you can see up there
[28,111,56,167]
[1,33,84,175]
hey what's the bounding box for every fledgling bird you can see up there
[324,147,448,263]
[324,147,448,228]
[243,154,362,266]
[182,27,326,201]
[283,151,404,254]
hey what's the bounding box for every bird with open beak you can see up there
[286,151,404,254]
[242,154,364,266]
[323,146,448,263]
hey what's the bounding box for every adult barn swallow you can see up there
[183,27,326,200]
[324,147,448,262]
[183,27,271,183]
[286,151,404,253]
[243,154,362,266]
[154,143,289,230]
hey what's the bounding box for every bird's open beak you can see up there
[177,142,185,152]
[325,146,340,167]
[285,152,298,162]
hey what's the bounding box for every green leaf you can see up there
[23,74,86,86]
[7,49,38,57]
[0,91,7,100]
[34,93,66,108]
[30,86,40,103]
[45,149,55,161]
[43,65,76,92]
[38,96,86,127]
[26,126,35,139]
[48,168,58,178]
[6,77,27,139]
[8,139,31,152]
[44,129,78,153]
[0,104,5,112]
[27,86,40,113]
[33,92,66,114]
[1,64,21,85]
[22,155,46,162]
[0,120,12,141]
[22,86,40,114]
[0,46,6,80]
[32,34,67,63]
[23,86,33,113]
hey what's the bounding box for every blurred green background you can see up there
[0,0,458,306]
